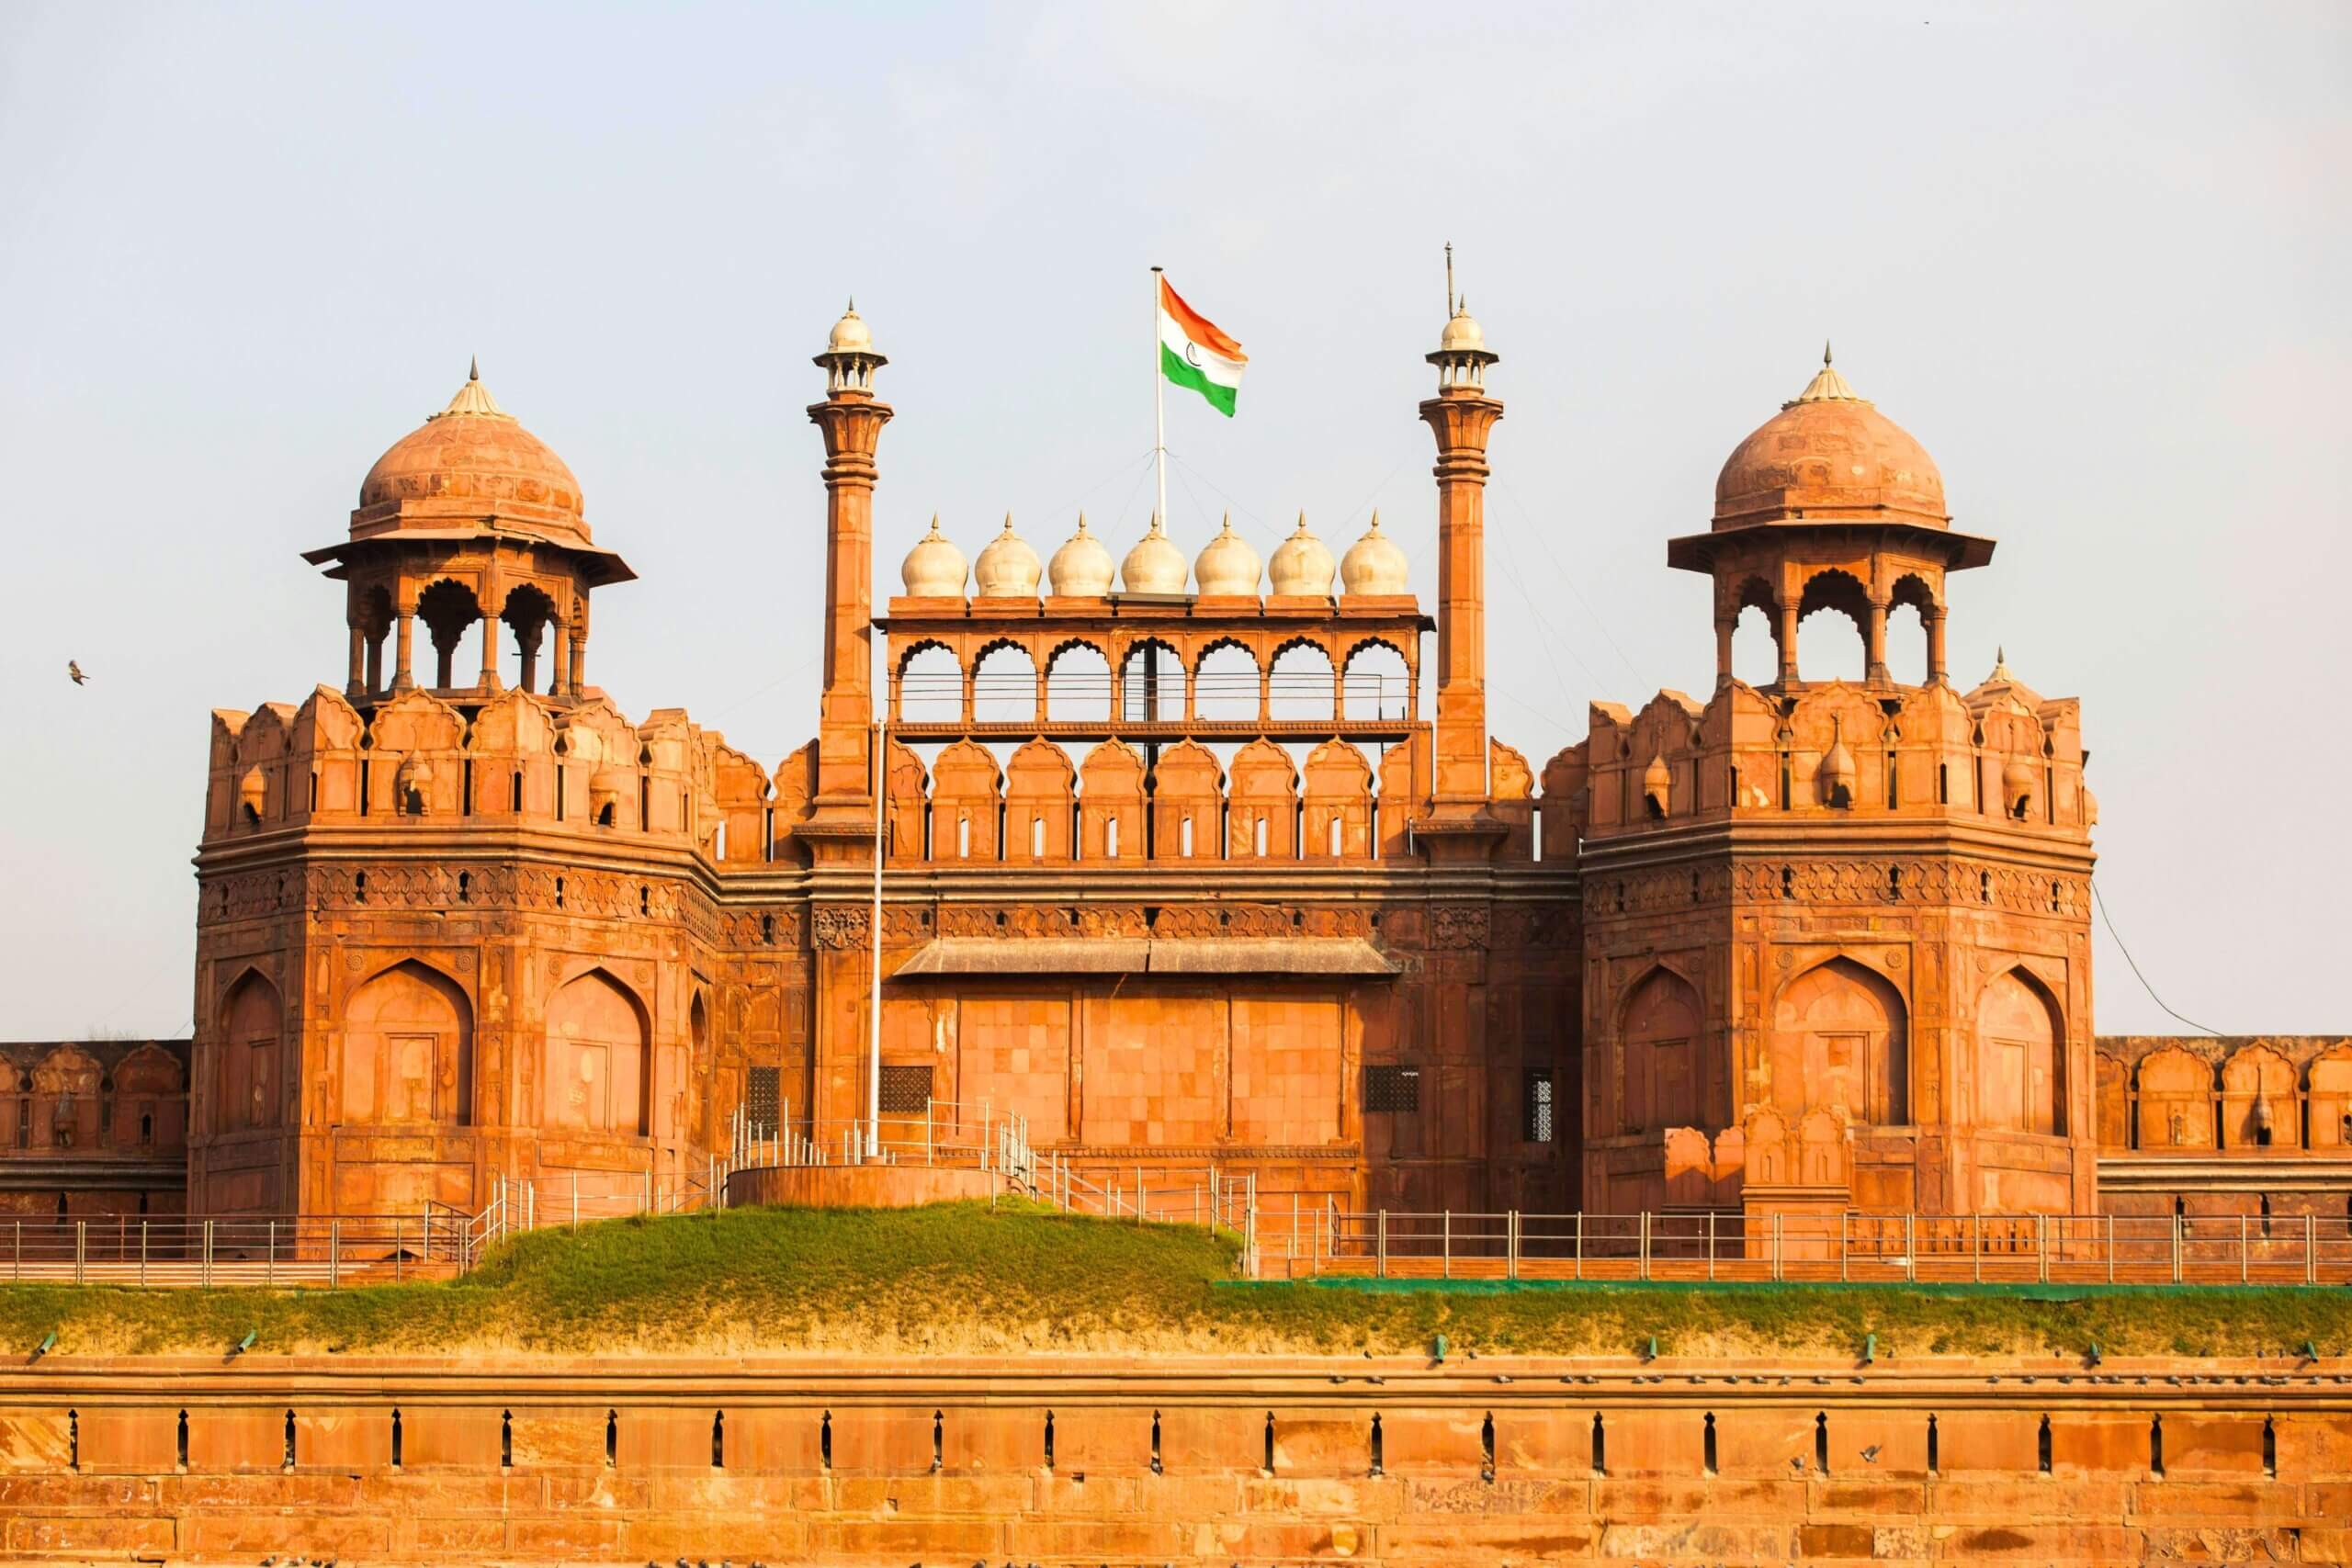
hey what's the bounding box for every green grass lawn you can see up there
[0,1201,2345,1360]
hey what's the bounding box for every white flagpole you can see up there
[866,713,884,1158]
[1151,265,1168,531]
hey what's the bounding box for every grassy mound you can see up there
[0,1201,2346,1360]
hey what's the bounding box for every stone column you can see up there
[478,605,503,692]
[392,611,417,692]
[346,624,367,697]
[1775,599,1799,686]
[1865,597,1890,683]
[1927,608,1949,684]
[546,615,568,697]
[1713,615,1736,686]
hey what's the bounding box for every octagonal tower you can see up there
[1555,351,2098,1230]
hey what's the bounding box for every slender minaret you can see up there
[1415,250,1506,858]
[803,301,893,850]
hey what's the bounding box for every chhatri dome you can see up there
[1119,514,1188,594]
[826,299,875,354]
[973,513,1043,598]
[1268,513,1337,596]
[900,514,967,597]
[1047,513,1115,596]
[1193,514,1262,595]
[356,360,588,541]
[1712,344,1947,531]
[1340,511,1408,595]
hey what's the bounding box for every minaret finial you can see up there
[847,295,855,313]
[469,354,479,382]
[1444,241,1455,316]
[1996,645,2007,665]
[1823,339,1833,367]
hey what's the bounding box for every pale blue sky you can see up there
[1,2,2346,1037]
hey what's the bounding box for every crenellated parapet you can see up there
[1562,665,2092,844]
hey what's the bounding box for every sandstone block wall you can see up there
[0,1352,2344,1563]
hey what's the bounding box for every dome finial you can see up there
[469,354,479,382]
[1823,339,1833,367]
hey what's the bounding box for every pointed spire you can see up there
[1444,241,1455,316]
[1788,343,1862,406]
[1073,510,1091,536]
[431,360,512,422]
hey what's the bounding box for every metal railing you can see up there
[1277,1207,2352,1285]
[893,668,1414,725]
[0,1214,457,1288]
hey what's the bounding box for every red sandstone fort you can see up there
[5,294,2346,1246]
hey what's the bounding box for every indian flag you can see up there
[1159,276,1247,417]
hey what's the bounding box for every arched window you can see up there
[1977,969,2064,1135]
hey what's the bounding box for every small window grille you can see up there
[879,1065,933,1115]
[746,1066,780,1140]
[1365,1065,1420,1114]
[1522,1071,1555,1144]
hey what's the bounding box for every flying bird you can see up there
[67,660,87,685]
[1861,1443,1882,1463]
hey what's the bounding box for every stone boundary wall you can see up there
[722,1163,997,1209]
[0,1353,2345,1563]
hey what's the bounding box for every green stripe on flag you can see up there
[1160,343,1238,417]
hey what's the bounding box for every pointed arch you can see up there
[1615,964,1703,1135]
[1770,956,1908,1125]
[216,967,284,1134]
[341,960,473,1127]
[1227,739,1298,858]
[1149,740,1224,862]
[545,967,650,1136]
[1977,966,2065,1135]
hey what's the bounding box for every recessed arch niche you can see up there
[545,968,650,1136]
[340,961,473,1126]
[216,968,283,1134]
[1617,967,1702,1134]
[1770,957,1908,1125]
[1976,967,2064,1135]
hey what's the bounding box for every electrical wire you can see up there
[2093,883,2222,1036]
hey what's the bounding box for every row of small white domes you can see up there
[901,512,1408,599]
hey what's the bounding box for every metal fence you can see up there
[0,1214,458,1287]
[1272,1207,2352,1285]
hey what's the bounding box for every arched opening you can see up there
[1888,574,1937,685]
[357,584,394,696]
[1044,641,1111,722]
[339,962,473,1126]
[545,968,652,1136]
[1340,639,1410,721]
[1771,957,1909,1124]
[216,969,284,1134]
[1268,641,1337,722]
[1120,639,1184,722]
[1796,570,1869,683]
[415,578,484,692]
[971,642,1037,725]
[1977,968,2065,1135]
[1729,578,1779,686]
[1194,641,1261,722]
[500,584,557,694]
[897,644,962,724]
[1617,967,1702,1134]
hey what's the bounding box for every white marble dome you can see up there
[1340,511,1408,595]
[899,514,967,598]
[1047,513,1115,597]
[1267,513,1336,596]
[1193,514,1261,596]
[973,514,1042,598]
[1119,514,1188,594]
